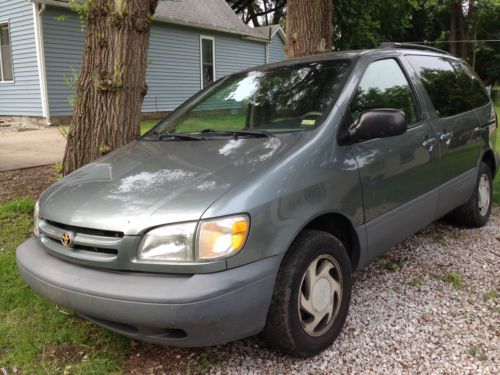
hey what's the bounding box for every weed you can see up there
[98,145,112,155]
[58,126,70,139]
[435,272,463,289]
[409,277,425,286]
[53,162,64,179]
[385,262,399,271]
[468,346,478,357]
[63,67,80,108]
[56,15,70,22]
[447,272,463,289]
[483,290,499,301]
[385,257,407,272]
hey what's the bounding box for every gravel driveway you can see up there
[126,208,500,374]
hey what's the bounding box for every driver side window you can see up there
[351,59,420,125]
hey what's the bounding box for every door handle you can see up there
[422,137,437,152]
[438,132,453,145]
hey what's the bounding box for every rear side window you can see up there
[407,55,489,117]
[350,59,420,125]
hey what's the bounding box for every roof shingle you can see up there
[36,0,278,41]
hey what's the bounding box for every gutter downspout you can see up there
[32,1,51,125]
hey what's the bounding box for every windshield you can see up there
[149,60,352,137]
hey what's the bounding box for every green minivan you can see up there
[17,43,498,357]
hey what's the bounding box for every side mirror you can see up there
[351,109,407,143]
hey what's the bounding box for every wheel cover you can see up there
[478,173,491,217]
[298,254,343,337]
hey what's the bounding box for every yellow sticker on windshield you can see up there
[301,119,316,126]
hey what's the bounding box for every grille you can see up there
[45,220,124,238]
[39,220,122,261]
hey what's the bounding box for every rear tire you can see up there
[263,229,352,357]
[450,162,493,228]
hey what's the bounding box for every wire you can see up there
[402,40,500,44]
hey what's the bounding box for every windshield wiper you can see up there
[200,129,274,139]
[159,133,204,141]
[235,130,275,138]
[141,130,203,141]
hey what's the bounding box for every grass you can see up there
[140,113,246,136]
[0,198,128,374]
[140,119,159,135]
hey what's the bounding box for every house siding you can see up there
[43,7,84,117]
[42,7,278,116]
[144,23,201,113]
[215,34,266,78]
[269,34,286,63]
[0,0,43,116]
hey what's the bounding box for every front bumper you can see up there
[16,238,281,347]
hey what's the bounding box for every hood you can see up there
[40,135,305,235]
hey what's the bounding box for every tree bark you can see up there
[63,0,159,175]
[457,1,470,59]
[285,0,334,58]
[450,2,458,56]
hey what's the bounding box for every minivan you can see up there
[17,43,498,357]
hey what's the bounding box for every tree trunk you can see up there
[63,0,159,175]
[285,0,334,58]
[457,10,468,59]
[457,0,470,60]
[450,2,458,56]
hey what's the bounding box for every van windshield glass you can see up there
[150,60,351,136]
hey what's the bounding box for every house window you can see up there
[0,23,13,82]
[200,36,215,88]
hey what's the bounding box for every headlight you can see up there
[137,215,250,263]
[33,200,40,238]
[138,222,196,262]
[197,215,249,261]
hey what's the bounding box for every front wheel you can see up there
[450,162,493,228]
[263,230,352,357]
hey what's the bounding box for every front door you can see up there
[349,58,441,257]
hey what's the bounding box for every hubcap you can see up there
[478,174,491,217]
[298,254,343,337]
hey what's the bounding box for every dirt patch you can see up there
[125,341,230,375]
[38,343,88,373]
[0,166,58,204]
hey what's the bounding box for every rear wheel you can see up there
[450,162,493,228]
[263,230,352,357]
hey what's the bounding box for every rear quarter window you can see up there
[407,55,489,117]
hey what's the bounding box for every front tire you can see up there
[450,162,493,228]
[263,230,352,357]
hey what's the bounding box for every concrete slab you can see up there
[0,128,66,172]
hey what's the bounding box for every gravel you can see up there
[127,207,500,374]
